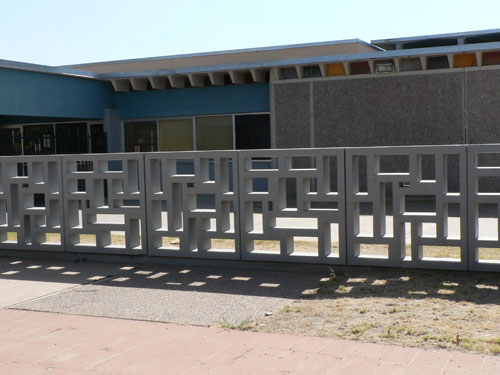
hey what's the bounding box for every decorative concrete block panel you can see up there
[62,154,147,255]
[144,151,239,259]
[345,146,468,270]
[0,156,64,251]
[238,148,346,264]
[467,145,500,271]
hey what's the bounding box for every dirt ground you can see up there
[251,268,500,356]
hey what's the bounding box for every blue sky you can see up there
[1,0,499,66]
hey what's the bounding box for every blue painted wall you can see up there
[0,67,269,122]
[115,83,270,118]
[0,68,114,119]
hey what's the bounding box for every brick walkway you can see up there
[1,309,498,374]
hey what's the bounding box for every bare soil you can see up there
[252,268,500,355]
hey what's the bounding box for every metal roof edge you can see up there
[372,28,500,46]
[100,41,500,80]
[61,39,376,68]
[0,59,103,79]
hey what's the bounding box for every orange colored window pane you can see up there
[453,54,477,68]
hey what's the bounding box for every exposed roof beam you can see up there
[250,69,266,82]
[111,79,130,92]
[393,58,401,72]
[343,62,350,75]
[229,71,245,84]
[420,56,428,70]
[319,64,326,77]
[130,78,148,91]
[294,65,302,79]
[367,60,375,73]
[188,73,205,87]
[208,72,224,86]
[476,51,483,66]
[149,77,168,90]
[447,54,454,68]
[270,68,280,81]
[168,75,185,88]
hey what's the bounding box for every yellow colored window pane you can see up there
[326,63,346,76]
[158,119,193,151]
[196,116,233,150]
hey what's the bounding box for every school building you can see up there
[1,28,500,155]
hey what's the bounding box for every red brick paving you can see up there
[0,309,497,375]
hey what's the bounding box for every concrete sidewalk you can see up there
[1,309,499,375]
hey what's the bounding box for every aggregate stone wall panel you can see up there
[62,154,147,255]
[313,72,465,147]
[273,82,311,148]
[144,151,240,259]
[238,148,346,264]
[0,156,64,251]
[466,69,500,144]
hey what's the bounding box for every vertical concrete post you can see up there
[104,108,123,153]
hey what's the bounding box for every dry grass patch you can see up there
[254,268,500,355]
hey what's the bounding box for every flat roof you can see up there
[65,39,379,74]
[372,28,500,50]
[2,29,500,84]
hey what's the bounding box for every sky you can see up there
[1,0,499,66]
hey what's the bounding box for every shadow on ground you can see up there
[312,267,500,305]
[0,255,328,326]
[0,256,326,298]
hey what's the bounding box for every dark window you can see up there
[400,58,423,72]
[55,123,88,154]
[280,67,298,80]
[124,121,157,152]
[350,62,371,75]
[483,52,500,66]
[303,66,322,78]
[427,56,450,70]
[235,114,271,150]
[23,125,55,155]
[90,124,107,153]
[0,128,22,155]
[195,116,233,150]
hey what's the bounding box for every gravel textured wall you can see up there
[274,82,311,148]
[466,69,500,144]
[311,72,465,147]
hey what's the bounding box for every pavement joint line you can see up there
[4,271,124,310]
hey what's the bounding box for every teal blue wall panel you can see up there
[115,83,270,118]
[0,68,114,119]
